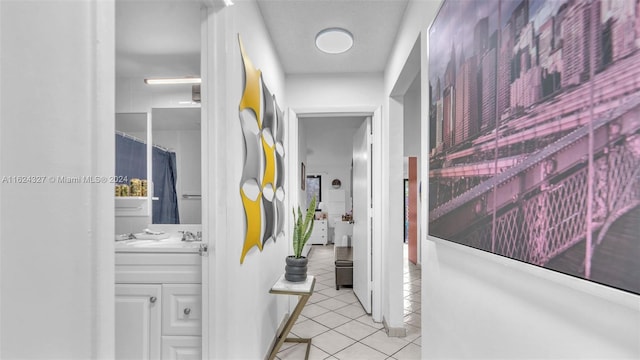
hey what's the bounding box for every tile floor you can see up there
[276,244,422,360]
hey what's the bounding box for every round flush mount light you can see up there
[315,28,353,54]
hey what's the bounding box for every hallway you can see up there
[277,245,421,360]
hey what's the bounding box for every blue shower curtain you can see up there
[152,147,180,224]
[115,134,146,181]
[115,133,180,224]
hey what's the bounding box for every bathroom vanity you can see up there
[115,239,204,360]
[115,107,205,360]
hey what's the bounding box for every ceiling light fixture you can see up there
[315,28,353,54]
[144,77,201,85]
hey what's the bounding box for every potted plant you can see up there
[285,195,317,282]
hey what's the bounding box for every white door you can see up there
[115,284,162,360]
[352,117,372,313]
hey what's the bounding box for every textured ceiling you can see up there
[116,0,409,77]
[257,0,409,74]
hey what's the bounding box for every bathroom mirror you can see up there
[151,107,201,224]
[115,112,150,193]
[115,112,153,231]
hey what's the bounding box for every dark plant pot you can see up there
[285,256,308,282]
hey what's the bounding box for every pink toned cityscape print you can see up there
[428,0,640,294]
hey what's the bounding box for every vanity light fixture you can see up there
[144,77,201,85]
[315,28,353,54]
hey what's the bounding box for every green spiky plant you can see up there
[292,195,317,258]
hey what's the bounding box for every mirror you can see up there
[115,112,150,196]
[151,107,201,224]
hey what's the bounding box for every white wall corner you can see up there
[383,317,407,338]
[92,0,116,358]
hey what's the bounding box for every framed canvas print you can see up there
[306,175,322,210]
[428,0,640,294]
[301,162,306,190]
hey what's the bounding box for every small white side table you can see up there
[267,274,316,360]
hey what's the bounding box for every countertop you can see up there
[115,238,203,253]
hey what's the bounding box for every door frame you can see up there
[200,2,223,357]
[291,106,383,321]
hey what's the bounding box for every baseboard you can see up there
[382,316,407,337]
[264,313,289,360]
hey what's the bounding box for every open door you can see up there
[352,117,372,313]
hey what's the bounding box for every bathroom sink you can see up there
[116,236,202,252]
[121,236,181,246]
[115,227,203,253]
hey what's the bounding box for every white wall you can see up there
[403,74,421,158]
[306,168,350,210]
[116,78,195,113]
[287,73,383,111]
[203,1,289,358]
[422,238,640,359]
[0,1,114,358]
[381,0,436,333]
[303,117,363,206]
[378,0,640,358]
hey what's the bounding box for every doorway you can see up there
[294,110,380,316]
[387,35,422,333]
[114,2,206,359]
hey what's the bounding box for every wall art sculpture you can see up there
[428,0,640,294]
[238,35,286,264]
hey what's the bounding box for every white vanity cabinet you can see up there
[115,252,202,360]
[308,219,328,245]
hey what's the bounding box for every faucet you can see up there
[180,231,198,242]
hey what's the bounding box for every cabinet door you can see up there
[162,284,201,336]
[161,336,201,360]
[309,220,327,245]
[116,284,162,360]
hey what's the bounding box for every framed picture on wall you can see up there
[301,162,306,190]
[428,0,640,294]
[306,175,321,210]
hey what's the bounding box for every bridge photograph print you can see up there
[428,0,640,294]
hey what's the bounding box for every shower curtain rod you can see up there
[116,130,172,153]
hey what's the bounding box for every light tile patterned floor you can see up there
[277,244,421,360]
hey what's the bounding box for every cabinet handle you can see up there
[150,296,157,303]
[184,308,191,315]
